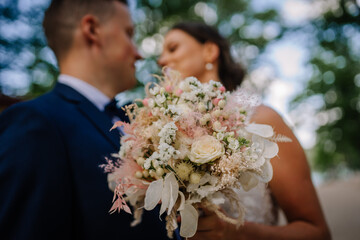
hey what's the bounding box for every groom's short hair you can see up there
[43,0,128,62]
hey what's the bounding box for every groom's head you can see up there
[43,0,141,97]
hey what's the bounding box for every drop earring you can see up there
[205,63,213,71]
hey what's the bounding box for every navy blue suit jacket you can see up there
[0,83,169,240]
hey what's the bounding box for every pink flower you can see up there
[213,98,221,106]
[165,85,173,93]
[110,121,134,135]
[175,89,183,96]
[219,86,226,92]
[142,98,149,106]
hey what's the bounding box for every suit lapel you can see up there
[77,100,120,149]
[54,83,120,149]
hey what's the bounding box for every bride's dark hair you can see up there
[171,22,245,91]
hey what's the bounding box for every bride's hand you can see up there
[189,208,250,240]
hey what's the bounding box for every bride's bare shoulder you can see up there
[250,105,285,127]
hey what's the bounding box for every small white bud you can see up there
[199,117,208,126]
[135,171,143,179]
[156,167,164,177]
[152,159,159,168]
[213,121,223,132]
[218,100,226,108]
[211,109,222,118]
[149,169,156,178]
[160,87,165,94]
[142,170,149,178]
[136,157,145,166]
[198,102,207,113]
[204,113,211,121]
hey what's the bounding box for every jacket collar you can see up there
[54,83,120,149]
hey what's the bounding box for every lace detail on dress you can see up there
[222,182,278,225]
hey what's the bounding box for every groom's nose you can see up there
[157,54,167,67]
[132,43,143,61]
[135,50,142,61]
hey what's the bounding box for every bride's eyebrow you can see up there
[167,41,177,47]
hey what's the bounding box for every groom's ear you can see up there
[80,14,101,46]
[203,42,220,63]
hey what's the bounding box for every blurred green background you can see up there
[0,0,359,177]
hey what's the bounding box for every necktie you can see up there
[104,99,129,123]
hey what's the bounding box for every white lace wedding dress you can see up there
[223,182,278,225]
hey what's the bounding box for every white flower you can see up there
[155,94,166,105]
[189,135,225,164]
[198,102,207,113]
[213,121,226,132]
[177,103,192,115]
[151,107,160,116]
[149,86,160,95]
[216,132,225,141]
[179,81,192,92]
[211,109,222,118]
[160,87,165,94]
[218,100,226,108]
[148,98,155,108]
[158,122,178,144]
[119,138,135,158]
[164,105,181,121]
[144,152,159,169]
[228,137,239,151]
[199,117,208,126]
[203,113,211,121]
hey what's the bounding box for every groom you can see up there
[0,0,169,239]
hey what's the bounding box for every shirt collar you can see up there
[58,74,110,111]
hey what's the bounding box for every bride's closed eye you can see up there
[168,43,178,53]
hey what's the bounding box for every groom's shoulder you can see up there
[0,89,68,127]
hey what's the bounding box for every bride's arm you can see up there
[245,105,330,239]
[190,105,331,240]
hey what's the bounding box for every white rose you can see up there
[189,135,225,164]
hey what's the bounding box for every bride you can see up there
[158,22,331,240]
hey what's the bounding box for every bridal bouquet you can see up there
[102,68,289,238]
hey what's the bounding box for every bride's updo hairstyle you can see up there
[171,22,245,91]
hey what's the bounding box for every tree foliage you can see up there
[291,0,360,171]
